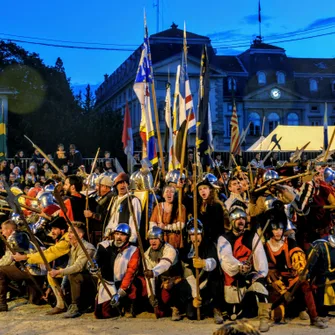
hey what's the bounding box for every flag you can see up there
[230,102,241,156]
[133,18,158,166]
[196,46,211,167]
[179,23,196,130]
[208,102,214,152]
[324,102,328,150]
[164,82,174,170]
[122,101,134,173]
[258,0,261,23]
[0,101,6,157]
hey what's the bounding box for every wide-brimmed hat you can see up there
[49,217,68,230]
[113,172,129,186]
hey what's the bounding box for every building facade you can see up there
[95,23,335,152]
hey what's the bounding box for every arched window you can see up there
[287,112,299,125]
[310,79,318,92]
[228,77,237,91]
[257,71,266,85]
[268,112,280,132]
[276,71,285,85]
[248,112,261,136]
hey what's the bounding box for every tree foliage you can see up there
[0,41,123,160]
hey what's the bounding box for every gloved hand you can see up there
[193,257,206,269]
[149,295,158,307]
[239,261,251,275]
[88,260,99,274]
[192,296,202,308]
[110,293,120,307]
[144,270,154,279]
[272,279,287,295]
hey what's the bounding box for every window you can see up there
[311,105,319,112]
[276,71,285,85]
[287,112,299,125]
[257,72,266,85]
[268,112,280,133]
[248,112,261,136]
[310,79,318,92]
[228,77,237,91]
[311,121,319,126]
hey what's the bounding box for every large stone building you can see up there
[95,23,335,152]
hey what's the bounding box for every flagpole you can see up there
[145,21,166,177]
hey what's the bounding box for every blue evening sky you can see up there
[1,0,335,88]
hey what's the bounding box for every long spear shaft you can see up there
[85,148,100,243]
[24,135,66,180]
[192,163,201,321]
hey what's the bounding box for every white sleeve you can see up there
[252,234,268,277]
[129,197,142,243]
[204,258,217,272]
[217,236,241,277]
[152,245,177,277]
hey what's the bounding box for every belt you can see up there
[164,230,181,234]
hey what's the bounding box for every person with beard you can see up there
[264,220,327,328]
[68,144,83,174]
[94,223,140,319]
[143,226,187,321]
[149,185,186,249]
[60,175,87,223]
[84,175,114,243]
[13,217,70,315]
[105,172,141,244]
[197,177,229,240]
[49,222,96,319]
[217,208,270,332]
[182,219,224,324]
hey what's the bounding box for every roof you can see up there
[212,56,246,73]
[250,42,285,51]
[151,23,210,41]
[288,57,335,74]
[247,125,335,152]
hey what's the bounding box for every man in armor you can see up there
[105,173,141,243]
[94,223,140,319]
[0,220,43,312]
[144,226,188,321]
[217,208,270,332]
[182,219,224,324]
[84,175,114,243]
[264,219,327,328]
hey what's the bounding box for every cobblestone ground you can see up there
[0,299,334,335]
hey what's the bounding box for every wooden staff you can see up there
[192,163,201,321]
[0,232,45,297]
[145,190,149,240]
[248,164,254,189]
[53,184,119,312]
[323,128,335,162]
[85,148,100,243]
[24,135,66,179]
[125,186,159,318]
[3,181,67,307]
[254,171,313,193]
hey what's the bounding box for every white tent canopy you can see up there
[247,125,334,152]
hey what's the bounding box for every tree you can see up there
[83,84,95,113]
[54,57,65,73]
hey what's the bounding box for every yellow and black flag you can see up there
[196,45,211,166]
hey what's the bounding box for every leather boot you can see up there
[258,302,272,332]
[0,272,8,312]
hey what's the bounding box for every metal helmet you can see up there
[202,173,221,189]
[129,169,153,191]
[263,195,284,212]
[140,157,153,171]
[37,191,54,208]
[262,170,279,183]
[102,171,118,182]
[147,226,164,241]
[165,169,185,185]
[44,183,55,193]
[270,221,285,231]
[186,218,204,234]
[114,223,131,236]
[229,208,247,222]
[10,213,23,225]
[85,173,100,189]
[324,167,335,183]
